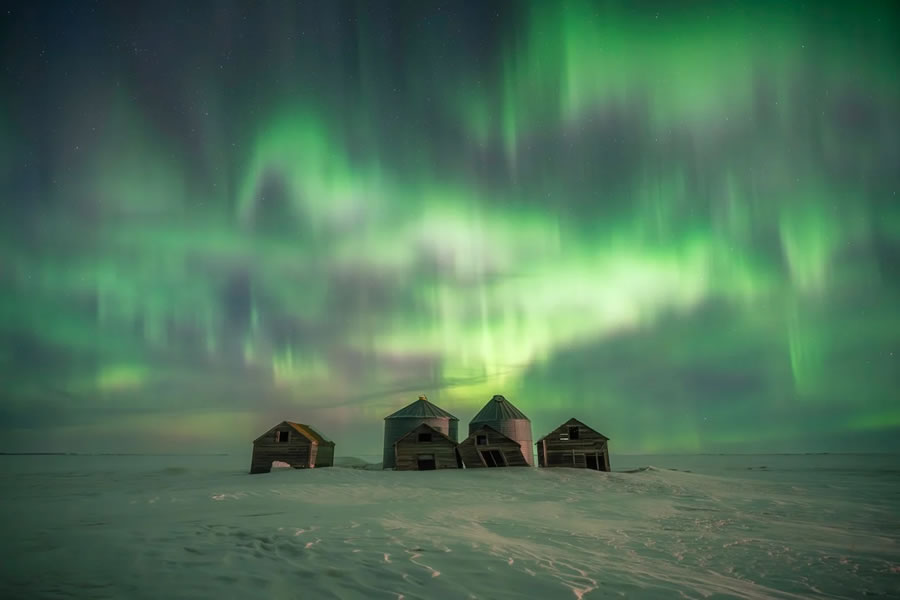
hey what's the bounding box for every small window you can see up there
[277,430,289,443]
[418,432,432,442]
[568,426,580,440]
[476,435,487,446]
[559,433,569,441]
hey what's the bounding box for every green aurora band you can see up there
[1,1,898,455]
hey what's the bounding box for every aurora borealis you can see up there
[1,1,898,456]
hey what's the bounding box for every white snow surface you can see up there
[1,454,898,599]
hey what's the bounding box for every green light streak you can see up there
[2,1,898,454]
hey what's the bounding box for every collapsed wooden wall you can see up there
[457,426,529,468]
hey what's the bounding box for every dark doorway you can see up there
[480,449,505,467]
[417,454,436,470]
[586,455,599,470]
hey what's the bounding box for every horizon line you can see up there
[3,451,900,457]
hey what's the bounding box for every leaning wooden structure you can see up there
[535,418,610,471]
[468,395,534,466]
[249,421,335,474]
[457,425,530,468]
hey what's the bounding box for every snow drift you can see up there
[1,454,897,599]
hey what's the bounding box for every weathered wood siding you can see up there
[250,442,313,473]
[457,427,529,468]
[314,443,335,467]
[394,424,459,471]
[249,423,314,473]
[537,420,610,471]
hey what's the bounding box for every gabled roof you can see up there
[536,417,609,443]
[470,394,529,423]
[287,422,334,445]
[385,395,459,421]
[253,421,335,445]
[462,423,518,446]
[393,422,457,446]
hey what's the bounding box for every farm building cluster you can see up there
[249,395,610,473]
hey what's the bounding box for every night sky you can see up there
[2,1,898,456]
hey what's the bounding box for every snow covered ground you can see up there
[1,454,898,599]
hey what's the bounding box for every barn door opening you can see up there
[417,454,436,470]
[586,454,600,470]
[479,449,505,467]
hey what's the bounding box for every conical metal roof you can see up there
[470,394,529,422]
[385,395,459,420]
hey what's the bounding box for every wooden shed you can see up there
[457,425,530,468]
[382,395,459,469]
[249,421,335,474]
[393,423,460,471]
[535,418,610,471]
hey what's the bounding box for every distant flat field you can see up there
[1,454,898,599]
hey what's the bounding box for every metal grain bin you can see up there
[382,395,459,469]
[468,395,534,466]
